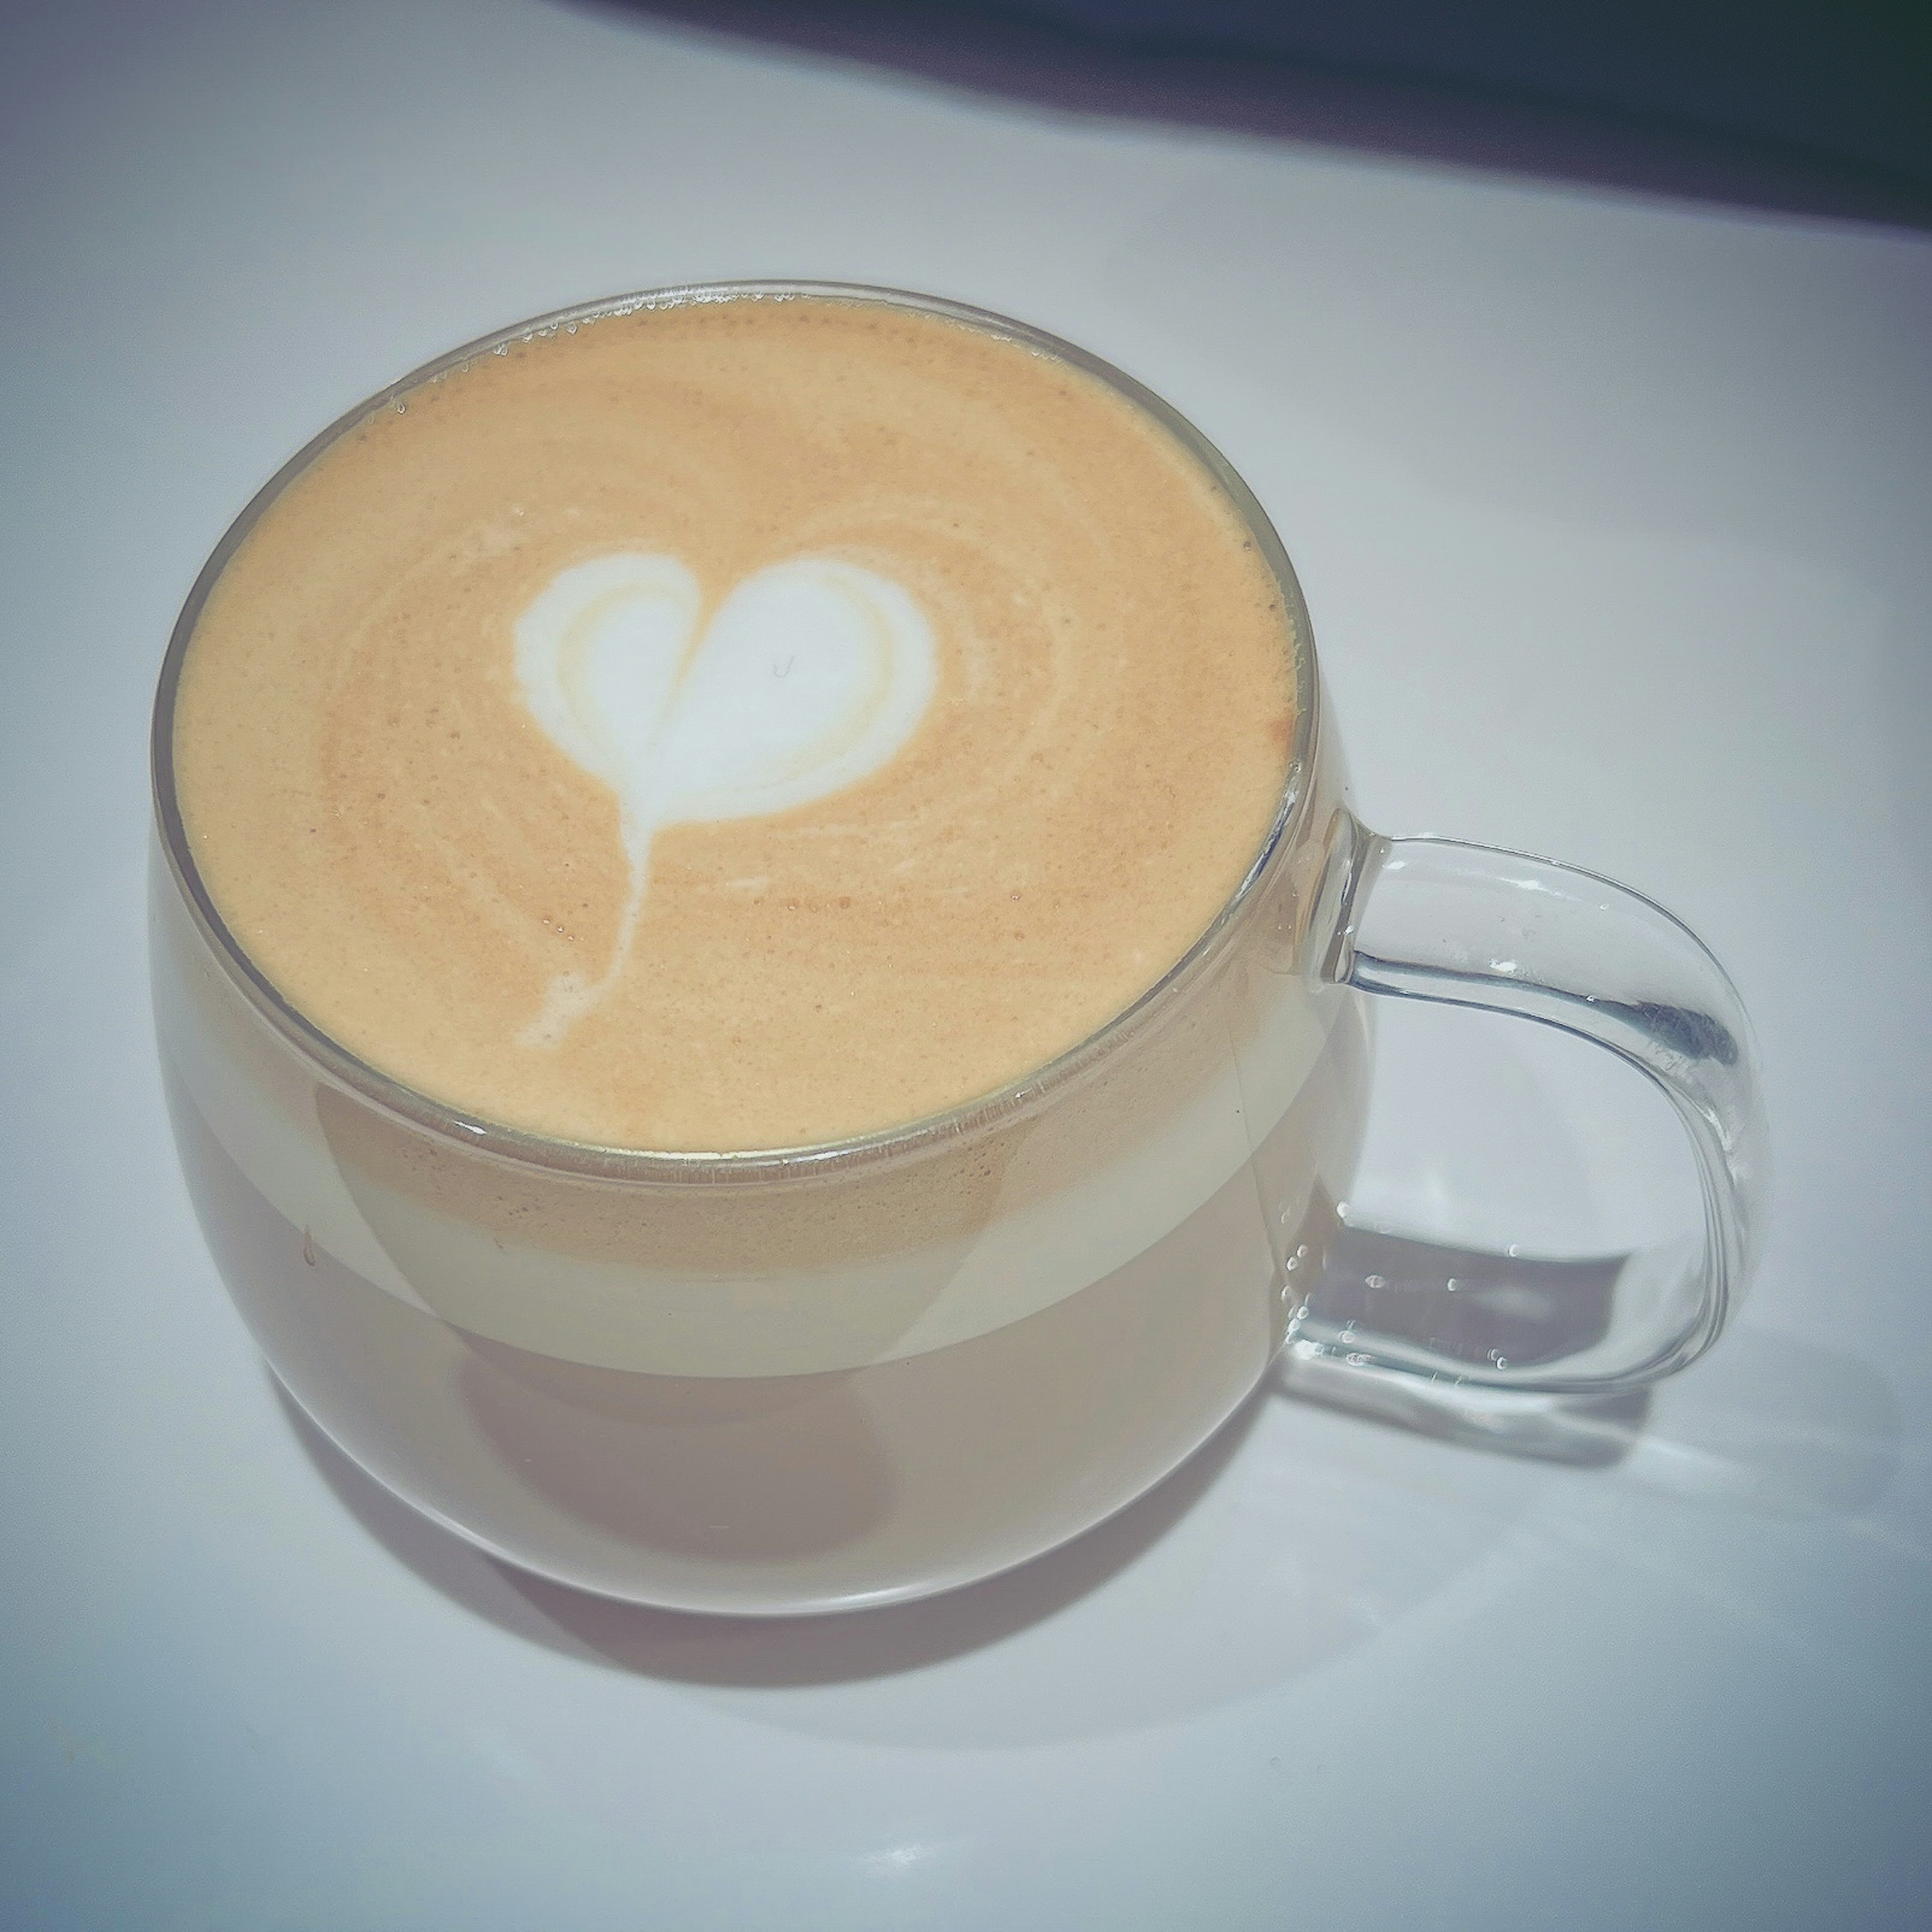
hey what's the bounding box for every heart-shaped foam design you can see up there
[513,552,937,1044]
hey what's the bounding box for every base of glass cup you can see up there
[163,1028,1366,1612]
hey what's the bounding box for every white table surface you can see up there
[4,3,1929,1926]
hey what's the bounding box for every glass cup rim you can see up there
[150,278,1324,1184]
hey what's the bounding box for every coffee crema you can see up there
[174,295,1296,1151]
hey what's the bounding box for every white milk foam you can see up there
[514,552,938,1046]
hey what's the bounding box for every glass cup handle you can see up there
[1296,822,1768,1405]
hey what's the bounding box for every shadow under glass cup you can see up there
[150,282,1765,1614]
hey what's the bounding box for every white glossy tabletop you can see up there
[4,3,1928,1925]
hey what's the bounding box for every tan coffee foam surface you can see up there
[174,297,1294,1150]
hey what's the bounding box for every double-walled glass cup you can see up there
[151,284,1765,1614]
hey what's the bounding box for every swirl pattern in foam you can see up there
[513,553,937,1045]
[172,295,1296,1150]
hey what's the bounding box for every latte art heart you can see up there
[513,553,938,1045]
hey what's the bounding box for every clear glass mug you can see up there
[150,283,1766,1614]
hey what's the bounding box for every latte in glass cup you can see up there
[153,287,1367,1612]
